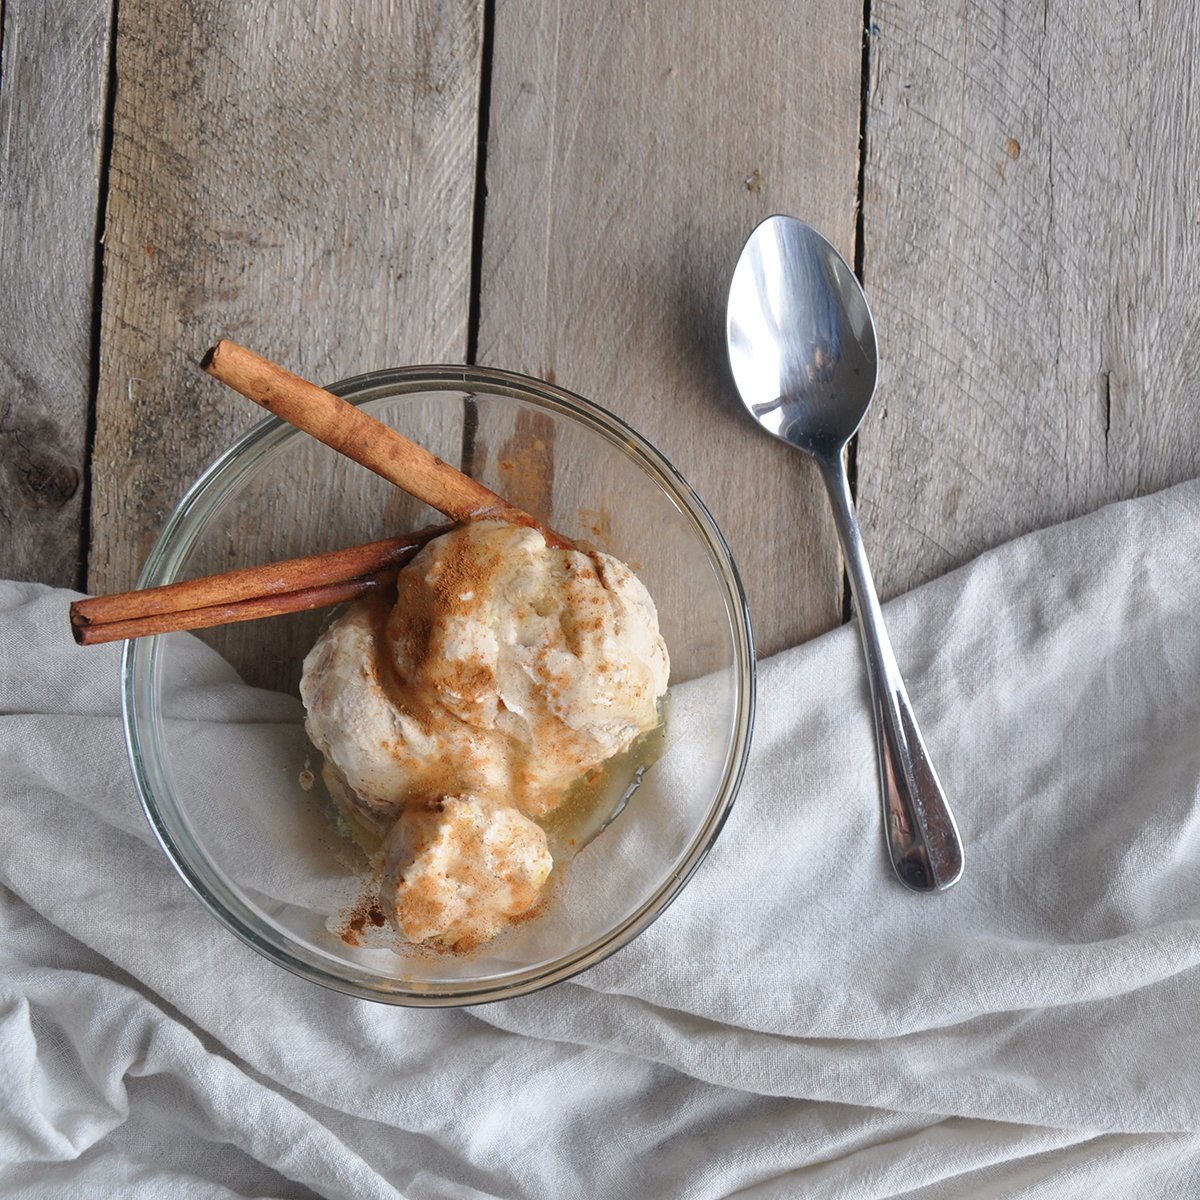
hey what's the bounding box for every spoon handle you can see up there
[817,452,964,892]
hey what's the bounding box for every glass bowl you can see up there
[123,366,755,1005]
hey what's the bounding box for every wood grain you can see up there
[0,0,111,585]
[859,1,1200,599]
[476,0,865,658]
[89,0,483,595]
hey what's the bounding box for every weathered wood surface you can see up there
[88,0,483,596]
[0,0,111,586]
[7,0,1200,661]
[859,1,1200,600]
[476,0,865,659]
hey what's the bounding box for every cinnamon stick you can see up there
[70,527,442,645]
[201,340,569,546]
[72,576,388,646]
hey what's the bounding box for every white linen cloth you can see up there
[2,481,1199,1198]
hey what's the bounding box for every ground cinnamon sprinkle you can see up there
[576,507,614,551]
[428,536,501,615]
[388,530,503,694]
[338,897,388,945]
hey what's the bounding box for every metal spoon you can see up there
[726,214,963,892]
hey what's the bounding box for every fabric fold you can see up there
[2,483,1199,1197]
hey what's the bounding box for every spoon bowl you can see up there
[727,217,878,454]
[727,215,964,893]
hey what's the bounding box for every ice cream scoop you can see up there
[386,519,669,815]
[300,519,670,947]
[381,793,553,951]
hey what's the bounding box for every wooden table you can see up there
[4,2,1197,659]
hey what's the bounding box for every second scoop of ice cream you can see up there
[381,793,553,950]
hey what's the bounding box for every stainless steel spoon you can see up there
[726,214,963,892]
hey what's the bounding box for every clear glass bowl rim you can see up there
[122,364,756,1006]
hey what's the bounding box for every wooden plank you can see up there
[859,1,1200,599]
[88,0,484,608]
[476,0,865,660]
[0,0,111,586]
